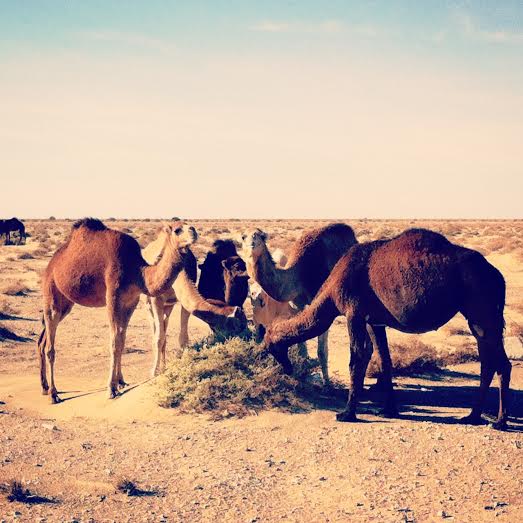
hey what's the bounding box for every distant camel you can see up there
[142,236,247,376]
[242,223,358,387]
[262,229,511,430]
[37,218,199,403]
[0,217,26,245]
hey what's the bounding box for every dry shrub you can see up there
[158,336,314,419]
[0,280,31,296]
[17,252,34,260]
[367,340,477,377]
[0,299,19,316]
[32,247,51,258]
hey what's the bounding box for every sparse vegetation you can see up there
[158,336,315,419]
[0,280,31,296]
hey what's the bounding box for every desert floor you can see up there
[1,219,522,522]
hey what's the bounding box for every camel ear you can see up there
[221,259,231,270]
[162,222,173,235]
[228,306,241,319]
[259,230,268,241]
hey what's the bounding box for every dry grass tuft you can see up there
[0,280,31,296]
[158,336,315,419]
[116,478,139,496]
[367,340,477,377]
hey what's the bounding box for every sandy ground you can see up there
[1,220,522,522]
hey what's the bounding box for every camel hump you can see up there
[398,228,452,250]
[72,218,107,232]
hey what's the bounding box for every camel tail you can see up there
[271,291,339,348]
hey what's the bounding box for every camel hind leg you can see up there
[179,305,190,353]
[461,316,510,430]
[42,295,73,404]
[317,331,330,387]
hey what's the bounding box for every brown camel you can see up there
[242,223,358,386]
[262,228,511,430]
[142,236,247,376]
[37,218,198,403]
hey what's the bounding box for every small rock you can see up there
[42,423,57,431]
[437,510,451,518]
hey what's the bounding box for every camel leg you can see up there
[366,325,398,417]
[461,320,511,429]
[337,316,371,422]
[106,294,129,399]
[148,296,166,378]
[317,330,330,388]
[179,305,190,352]
[41,294,73,403]
[115,299,139,388]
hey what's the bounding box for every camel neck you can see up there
[250,244,297,302]
[141,239,185,297]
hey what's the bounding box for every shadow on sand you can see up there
[304,368,523,432]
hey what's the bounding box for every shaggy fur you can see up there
[263,228,511,430]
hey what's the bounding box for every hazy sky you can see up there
[1,1,522,218]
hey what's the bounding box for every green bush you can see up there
[158,335,316,419]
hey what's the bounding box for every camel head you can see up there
[260,333,293,376]
[221,256,249,280]
[240,228,268,259]
[205,302,248,337]
[163,221,198,251]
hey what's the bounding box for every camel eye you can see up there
[241,234,246,241]
[174,227,183,235]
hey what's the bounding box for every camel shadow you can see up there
[302,369,523,432]
[57,379,151,402]
[0,312,37,322]
[0,326,32,343]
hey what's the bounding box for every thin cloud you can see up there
[77,30,176,52]
[250,20,344,34]
[455,11,523,44]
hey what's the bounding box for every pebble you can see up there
[42,423,58,431]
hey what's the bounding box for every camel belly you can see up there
[54,271,107,307]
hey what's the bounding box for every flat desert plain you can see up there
[1,219,522,522]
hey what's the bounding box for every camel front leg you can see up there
[43,310,61,404]
[115,299,138,388]
[148,296,166,377]
[336,316,371,422]
[178,305,190,352]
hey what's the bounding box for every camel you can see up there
[222,255,249,307]
[242,223,358,386]
[198,239,241,301]
[37,218,199,403]
[0,217,26,245]
[142,237,247,376]
[262,228,511,430]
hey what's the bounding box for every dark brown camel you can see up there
[0,217,26,245]
[242,223,358,386]
[38,218,198,403]
[141,237,248,376]
[222,255,249,307]
[262,228,511,430]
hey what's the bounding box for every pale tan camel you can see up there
[37,218,198,403]
[242,223,357,386]
[142,234,247,376]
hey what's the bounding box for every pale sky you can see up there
[1,1,522,218]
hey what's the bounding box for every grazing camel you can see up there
[262,228,511,430]
[142,236,247,376]
[37,218,198,403]
[0,217,26,245]
[242,223,358,386]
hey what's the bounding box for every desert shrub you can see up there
[32,247,51,258]
[158,336,315,419]
[17,252,34,260]
[0,280,31,296]
[367,339,477,377]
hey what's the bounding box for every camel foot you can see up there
[117,380,128,389]
[459,413,486,426]
[41,387,49,396]
[108,389,120,399]
[381,406,400,419]
[49,393,62,404]
[336,410,359,423]
[491,419,508,431]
